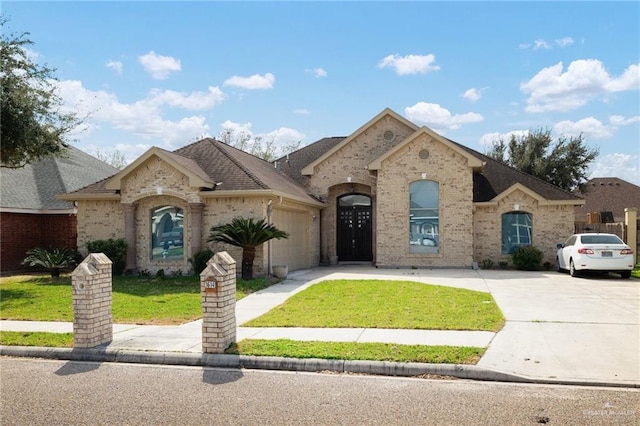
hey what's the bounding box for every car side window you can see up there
[564,236,577,247]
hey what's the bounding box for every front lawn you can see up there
[0,274,272,325]
[232,339,484,364]
[244,280,504,331]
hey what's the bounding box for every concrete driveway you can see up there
[291,266,639,385]
[475,270,639,385]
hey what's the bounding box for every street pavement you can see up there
[2,265,638,387]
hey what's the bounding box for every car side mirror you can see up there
[556,243,563,249]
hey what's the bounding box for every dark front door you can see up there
[337,194,372,261]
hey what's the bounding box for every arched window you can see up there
[151,206,184,260]
[502,211,532,254]
[409,180,439,253]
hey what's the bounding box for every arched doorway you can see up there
[337,194,373,261]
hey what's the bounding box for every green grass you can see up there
[231,339,485,364]
[632,265,640,279]
[0,331,74,347]
[245,280,504,331]
[0,274,273,325]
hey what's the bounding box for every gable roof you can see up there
[301,108,418,175]
[368,127,484,171]
[279,121,582,203]
[0,146,119,212]
[64,138,323,206]
[105,146,214,190]
[574,177,640,221]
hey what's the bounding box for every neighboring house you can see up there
[574,177,640,224]
[1,146,119,273]
[61,108,584,275]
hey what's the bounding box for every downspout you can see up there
[267,199,273,276]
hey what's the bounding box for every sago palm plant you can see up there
[207,217,289,279]
[22,246,77,278]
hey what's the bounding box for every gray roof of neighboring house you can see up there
[1,146,119,211]
[574,177,640,222]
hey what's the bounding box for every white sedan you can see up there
[556,233,634,279]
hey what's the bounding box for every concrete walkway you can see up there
[2,265,638,387]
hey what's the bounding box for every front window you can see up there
[409,180,439,253]
[151,206,184,260]
[502,212,532,254]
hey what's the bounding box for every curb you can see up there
[2,346,638,388]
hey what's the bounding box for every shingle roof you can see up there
[69,138,320,204]
[0,146,119,211]
[274,137,345,186]
[574,177,640,222]
[278,134,582,202]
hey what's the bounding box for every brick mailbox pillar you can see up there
[200,251,237,353]
[72,253,113,348]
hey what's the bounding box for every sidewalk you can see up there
[0,267,496,352]
[2,266,638,387]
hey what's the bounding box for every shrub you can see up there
[498,261,509,270]
[480,259,494,270]
[22,246,77,278]
[86,238,127,275]
[189,248,214,275]
[511,246,543,271]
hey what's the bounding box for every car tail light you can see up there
[577,248,594,254]
[620,249,634,255]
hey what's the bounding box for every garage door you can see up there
[272,209,309,271]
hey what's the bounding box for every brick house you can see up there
[1,146,118,273]
[61,108,584,275]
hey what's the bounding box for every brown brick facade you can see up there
[1,212,77,273]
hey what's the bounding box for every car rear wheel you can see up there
[620,271,631,279]
[569,259,579,277]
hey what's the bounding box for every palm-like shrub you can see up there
[207,217,289,279]
[22,247,77,278]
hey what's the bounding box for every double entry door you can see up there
[336,194,372,261]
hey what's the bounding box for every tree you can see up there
[1,19,81,168]
[218,128,301,161]
[486,129,598,191]
[91,148,128,170]
[207,217,289,280]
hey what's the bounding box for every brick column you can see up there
[200,251,236,353]
[189,202,205,257]
[72,253,113,348]
[123,203,137,272]
[625,207,637,265]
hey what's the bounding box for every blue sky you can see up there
[4,1,640,184]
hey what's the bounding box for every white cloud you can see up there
[554,117,614,139]
[479,130,530,148]
[533,39,551,50]
[462,88,483,102]
[589,153,640,185]
[555,37,574,48]
[223,73,275,90]
[378,54,440,75]
[519,37,573,50]
[146,87,225,110]
[262,127,305,145]
[306,68,327,78]
[106,60,123,75]
[293,108,310,115]
[404,102,483,130]
[521,60,640,112]
[54,79,213,147]
[609,115,640,126]
[138,51,181,80]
